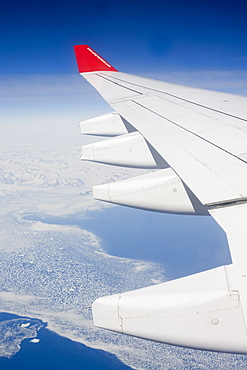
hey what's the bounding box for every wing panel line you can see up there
[95,73,143,96]
[99,73,247,123]
[132,100,247,166]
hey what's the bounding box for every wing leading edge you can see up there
[74,45,247,353]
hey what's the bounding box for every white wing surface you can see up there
[74,45,247,353]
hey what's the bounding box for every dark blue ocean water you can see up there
[0,313,133,370]
[8,204,232,370]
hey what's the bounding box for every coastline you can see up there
[0,312,133,370]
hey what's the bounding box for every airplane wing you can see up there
[74,45,247,353]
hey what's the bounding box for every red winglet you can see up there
[74,45,118,73]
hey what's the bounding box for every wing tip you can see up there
[74,45,118,73]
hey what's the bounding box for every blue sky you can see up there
[1,0,247,74]
[1,0,247,138]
